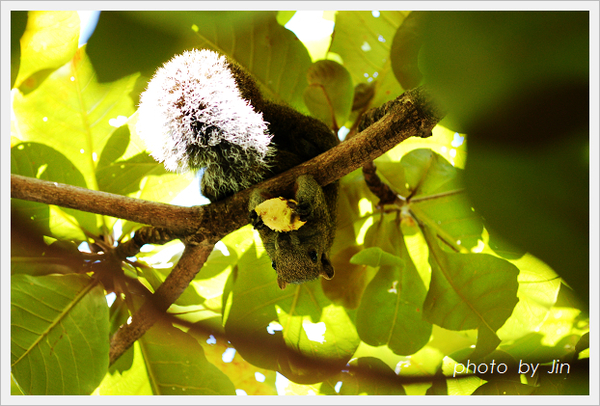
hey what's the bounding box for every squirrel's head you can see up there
[266,232,335,290]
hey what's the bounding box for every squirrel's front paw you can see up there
[295,201,313,222]
[249,210,266,230]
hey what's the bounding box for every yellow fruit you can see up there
[254,197,306,232]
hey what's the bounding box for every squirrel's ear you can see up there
[320,258,335,280]
[277,277,288,290]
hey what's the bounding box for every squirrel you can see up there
[136,49,339,290]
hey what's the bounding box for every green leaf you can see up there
[423,235,520,351]
[139,320,236,395]
[11,142,97,238]
[276,293,359,380]
[11,274,109,395]
[471,324,502,360]
[11,374,24,395]
[98,321,237,396]
[276,10,296,26]
[401,148,462,196]
[501,333,577,365]
[303,60,354,129]
[330,11,409,109]
[418,12,589,305]
[402,149,483,251]
[356,264,432,355]
[15,11,80,91]
[350,246,403,267]
[12,45,138,193]
[356,218,432,355]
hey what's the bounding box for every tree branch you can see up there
[10,175,201,236]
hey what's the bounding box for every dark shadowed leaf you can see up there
[321,357,406,395]
[303,60,354,129]
[390,11,425,89]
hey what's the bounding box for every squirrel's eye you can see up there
[271,261,277,270]
[309,250,318,262]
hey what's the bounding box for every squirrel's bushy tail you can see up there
[136,49,275,198]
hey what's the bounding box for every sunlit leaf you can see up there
[12,46,138,193]
[402,149,483,251]
[11,375,24,396]
[11,274,109,395]
[501,332,577,366]
[15,11,80,90]
[139,320,236,395]
[331,11,409,110]
[95,123,167,197]
[382,124,467,169]
[423,230,520,355]
[356,218,432,355]
[496,254,561,341]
